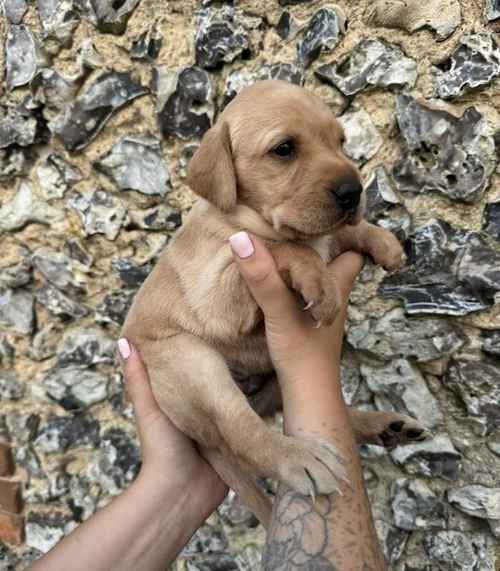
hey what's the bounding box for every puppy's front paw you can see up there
[366,227,404,271]
[274,435,348,497]
[293,268,341,326]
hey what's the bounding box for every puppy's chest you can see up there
[307,236,335,264]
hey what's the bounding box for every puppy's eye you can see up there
[272,140,295,158]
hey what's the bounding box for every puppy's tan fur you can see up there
[122,81,427,526]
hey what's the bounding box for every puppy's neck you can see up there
[226,204,288,242]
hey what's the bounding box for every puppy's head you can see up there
[187,80,363,238]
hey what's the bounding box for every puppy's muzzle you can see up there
[334,181,363,212]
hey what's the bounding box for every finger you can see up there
[229,232,300,322]
[326,251,364,302]
[117,338,161,421]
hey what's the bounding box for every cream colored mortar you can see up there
[1,0,500,567]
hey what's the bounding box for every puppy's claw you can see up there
[303,300,314,311]
[313,321,322,329]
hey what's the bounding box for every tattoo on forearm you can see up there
[262,463,385,571]
[262,488,338,570]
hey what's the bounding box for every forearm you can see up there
[30,473,209,571]
[264,319,386,570]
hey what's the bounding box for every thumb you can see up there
[117,339,162,426]
[326,251,365,303]
[229,232,300,323]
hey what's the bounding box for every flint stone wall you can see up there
[0,0,499,569]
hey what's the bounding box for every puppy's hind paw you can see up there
[374,413,431,449]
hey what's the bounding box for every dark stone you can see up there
[99,428,140,488]
[0,147,30,181]
[31,69,80,121]
[276,11,291,40]
[444,359,500,430]
[375,520,408,564]
[223,63,303,106]
[482,330,500,357]
[77,0,141,34]
[185,554,239,571]
[365,166,411,241]
[297,7,346,69]
[0,543,18,570]
[32,247,82,291]
[0,257,32,288]
[485,0,500,21]
[391,435,462,480]
[424,531,494,570]
[5,24,38,90]
[57,327,115,367]
[4,0,28,24]
[37,0,80,47]
[0,369,25,400]
[379,218,500,316]
[434,33,500,99]
[36,284,89,319]
[153,66,213,140]
[95,136,170,195]
[130,23,162,60]
[482,201,500,241]
[0,102,38,148]
[391,478,447,530]
[194,6,258,70]
[0,289,35,334]
[64,238,94,269]
[182,524,228,555]
[0,333,15,367]
[35,414,100,453]
[36,153,83,199]
[111,259,153,287]
[392,95,495,203]
[39,366,109,410]
[316,38,417,96]
[53,72,148,152]
[129,204,182,231]
[67,189,126,240]
[95,290,136,326]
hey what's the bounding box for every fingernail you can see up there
[118,338,131,360]
[229,231,254,259]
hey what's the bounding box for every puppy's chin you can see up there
[269,205,348,239]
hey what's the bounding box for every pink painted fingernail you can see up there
[229,231,254,259]
[118,338,131,360]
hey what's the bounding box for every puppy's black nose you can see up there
[335,181,363,211]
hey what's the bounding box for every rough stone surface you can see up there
[380,219,500,316]
[360,359,443,428]
[392,95,496,203]
[1,1,499,568]
[448,486,500,536]
[366,0,462,40]
[338,108,382,163]
[297,7,346,68]
[316,38,417,96]
[390,434,462,479]
[95,136,170,196]
[443,359,500,430]
[434,33,500,99]
[391,478,447,530]
[348,307,464,363]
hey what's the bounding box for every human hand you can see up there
[229,232,363,388]
[118,339,227,515]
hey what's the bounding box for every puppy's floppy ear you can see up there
[187,120,236,211]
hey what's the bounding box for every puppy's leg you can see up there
[334,220,404,271]
[142,335,347,509]
[271,243,341,325]
[248,377,430,448]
